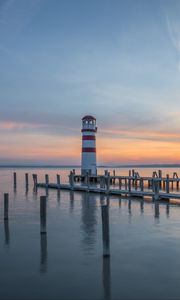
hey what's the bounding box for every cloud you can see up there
[167,16,180,52]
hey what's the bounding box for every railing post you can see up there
[158,170,162,189]
[106,173,110,194]
[140,178,144,191]
[166,174,170,194]
[128,176,131,192]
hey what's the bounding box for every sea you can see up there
[1,166,180,300]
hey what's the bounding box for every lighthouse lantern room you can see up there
[81,115,97,176]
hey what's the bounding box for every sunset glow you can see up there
[1,0,180,165]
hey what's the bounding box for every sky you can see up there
[0,0,180,165]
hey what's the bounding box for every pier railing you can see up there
[31,170,180,202]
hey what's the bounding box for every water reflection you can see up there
[81,192,97,252]
[57,189,61,206]
[4,220,10,248]
[70,191,74,213]
[154,202,160,219]
[140,199,144,214]
[40,234,48,274]
[102,257,111,300]
[128,199,132,215]
[166,203,170,218]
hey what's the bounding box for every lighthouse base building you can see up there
[81,115,97,176]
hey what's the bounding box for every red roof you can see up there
[82,115,96,120]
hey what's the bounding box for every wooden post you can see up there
[4,217,10,246]
[166,174,170,194]
[129,170,131,177]
[25,173,29,189]
[153,179,159,201]
[134,174,138,191]
[100,177,104,189]
[106,173,110,194]
[163,179,166,190]
[45,174,49,188]
[101,205,110,257]
[158,170,162,189]
[177,180,179,190]
[132,169,135,186]
[113,170,115,184]
[69,171,74,190]
[128,177,131,192]
[40,196,47,235]
[140,178,144,191]
[57,174,60,188]
[4,193,9,220]
[13,172,17,188]
[119,178,122,190]
[102,255,111,300]
[32,174,38,187]
[124,178,127,191]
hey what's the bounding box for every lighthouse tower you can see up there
[81,115,97,176]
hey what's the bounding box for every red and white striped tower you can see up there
[81,115,97,176]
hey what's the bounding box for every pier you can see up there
[33,169,180,202]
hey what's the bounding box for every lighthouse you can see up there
[81,115,97,176]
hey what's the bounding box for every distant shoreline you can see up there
[0,164,180,169]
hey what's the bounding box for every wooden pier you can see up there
[33,169,180,202]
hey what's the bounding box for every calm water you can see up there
[1,167,180,299]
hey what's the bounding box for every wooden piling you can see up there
[158,170,162,189]
[57,174,60,188]
[69,171,74,190]
[106,173,110,194]
[13,172,17,188]
[124,178,127,191]
[25,173,29,189]
[128,177,131,192]
[101,205,110,257]
[166,174,170,194]
[134,174,138,191]
[40,196,47,234]
[153,179,159,201]
[32,174,38,187]
[119,179,122,190]
[45,174,49,187]
[132,169,135,186]
[140,178,144,191]
[4,193,9,220]
[113,170,115,184]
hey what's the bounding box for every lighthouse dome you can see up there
[82,115,96,121]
